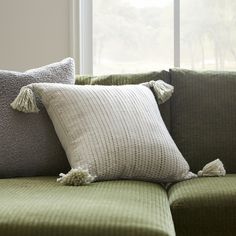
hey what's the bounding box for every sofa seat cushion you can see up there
[0,177,175,236]
[168,174,236,236]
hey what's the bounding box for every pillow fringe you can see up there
[59,159,226,187]
[10,85,39,113]
[57,168,96,186]
[141,80,174,104]
[198,159,226,177]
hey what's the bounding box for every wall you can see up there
[0,0,71,71]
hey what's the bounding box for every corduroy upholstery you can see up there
[75,71,171,131]
[168,174,236,236]
[0,177,175,236]
[1,69,236,236]
[170,69,236,173]
[75,71,169,86]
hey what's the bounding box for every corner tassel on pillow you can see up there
[57,168,96,186]
[142,80,174,104]
[197,159,226,177]
[10,85,39,113]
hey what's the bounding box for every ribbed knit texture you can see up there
[170,69,236,173]
[0,177,175,236]
[31,83,193,183]
[75,71,171,131]
[168,174,236,236]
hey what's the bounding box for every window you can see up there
[79,0,236,74]
[93,0,173,75]
[181,0,236,70]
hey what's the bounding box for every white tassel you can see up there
[198,159,226,177]
[142,80,174,104]
[57,168,96,186]
[10,85,39,113]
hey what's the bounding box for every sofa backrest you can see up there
[76,69,236,174]
[75,71,171,131]
[170,69,236,173]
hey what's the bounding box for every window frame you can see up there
[75,0,180,75]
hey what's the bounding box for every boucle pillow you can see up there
[11,82,196,183]
[0,58,74,178]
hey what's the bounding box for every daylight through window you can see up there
[80,0,236,74]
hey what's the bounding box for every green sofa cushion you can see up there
[168,174,236,236]
[75,71,169,85]
[75,71,171,131]
[170,69,236,173]
[0,177,175,236]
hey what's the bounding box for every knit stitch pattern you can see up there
[28,83,194,183]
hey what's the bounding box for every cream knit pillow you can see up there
[11,83,196,183]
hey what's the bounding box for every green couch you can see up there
[1,69,235,236]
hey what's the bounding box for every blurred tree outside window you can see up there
[92,0,236,74]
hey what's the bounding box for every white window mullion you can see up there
[79,0,93,75]
[174,0,180,67]
[70,0,80,74]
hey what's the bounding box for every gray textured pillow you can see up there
[12,83,195,183]
[0,58,74,177]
